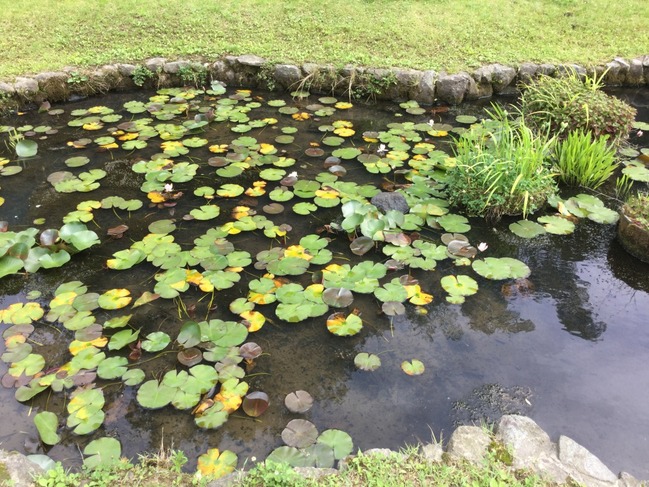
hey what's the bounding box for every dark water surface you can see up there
[1,87,648,478]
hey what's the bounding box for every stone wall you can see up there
[1,415,645,486]
[1,55,649,109]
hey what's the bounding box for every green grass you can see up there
[1,0,648,81]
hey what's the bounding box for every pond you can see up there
[0,85,648,478]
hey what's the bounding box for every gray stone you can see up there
[206,470,246,486]
[371,192,409,214]
[436,72,470,105]
[145,57,167,72]
[464,74,482,100]
[341,64,363,79]
[491,64,517,93]
[0,449,44,487]
[421,443,443,463]
[302,63,321,76]
[555,64,587,79]
[274,64,302,89]
[394,68,423,99]
[364,448,404,459]
[468,67,492,98]
[236,54,267,67]
[13,77,39,94]
[417,70,437,104]
[163,60,191,74]
[446,425,491,464]
[211,60,235,85]
[116,63,137,76]
[627,59,645,86]
[558,436,617,484]
[0,81,14,94]
[537,63,556,76]
[517,63,539,84]
[617,471,644,487]
[293,467,338,479]
[604,60,628,85]
[496,415,556,470]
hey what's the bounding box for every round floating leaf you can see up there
[263,203,285,214]
[142,332,171,352]
[34,411,60,446]
[239,342,262,360]
[322,288,353,308]
[292,202,318,215]
[455,115,478,124]
[266,446,309,467]
[440,275,478,297]
[148,219,176,234]
[242,391,270,417]
[137,380,175,409]
[472,257,531,280]
[354,352,381,371]
[303,443,335,468]
[436,214,471,233]
[177,348,203,367]
[317,429,354,460]
[97,356,128,380]
[282,419,318,448]
[332,147,361,160]
[285,390,314,413]
[190,205,221,221]
[83,437,121,470]
[401,359,425,376]
[350,236,374,256]
[382,301,406,316]
[509,220,546,239]
[275,135,294,144]
[15,139,38,158]
[195,403,228,429]
[98,289,132,310]
[197,448,237,479]
[326,312,363,336]
[65,156,90,168]
[108,328,139,350]
[122,368,145,386]
[537,215,575,235]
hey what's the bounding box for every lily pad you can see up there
[509,220,546,239]
[282,419,318,448]
[285,390,314,413]
[34,411,60,446]
[472,257,531,280]
[354,352,381,371]
[197,448,237,480]
[537,215,575,235]
[242,391,270,417]
[401,359,425,376]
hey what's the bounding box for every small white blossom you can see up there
[428,119,435,127]
[638,130,644,137]
[477,242,488,252]
[287,171,298,178]
[377,143,387,154]
[164,183,173,193]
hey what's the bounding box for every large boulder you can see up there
[446,425,491,464]
[0,450,44,487]
[371,192,409,214]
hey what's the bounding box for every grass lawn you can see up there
[1,0,648,81]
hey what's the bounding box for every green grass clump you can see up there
[520,71,637,144]
[553,130,618,189]
[624,192,649,229]
[447,107,557,221]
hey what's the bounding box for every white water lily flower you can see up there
[428,119,435,127]
[164,183,173,193]
[287,171,298,178]
[377,143,387,154]
[477,242,488,252]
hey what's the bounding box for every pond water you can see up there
[0,85,648,478]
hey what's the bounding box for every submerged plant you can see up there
[447,107,557,220]
[553,130,618,189]
[520,70,636,144]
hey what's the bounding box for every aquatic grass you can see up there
[553,130,618,189]
[448,107,557,220]
[519,70,637,144]
[0,0,648,80]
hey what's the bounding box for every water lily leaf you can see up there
[97,356,128,380]
[472,257,531,280]
[354,352,381,371]
[34,411,60,446]
[332,147,362,160]
[190,205,220,220]
[509,220,546,239]
[326,312,363,336]
[142,332,171,352]
[148,219,177,234]
[216,184,244,198]
[282,419,318,448]
[122,368,145,386]
[98,289,132,310]
[15,139,38,158]
[132,291,160,308]
[108,328,139,350]
[197,448,237,479]
[440,275,478,297]
[455,115,478,124]
[322,288,353,308]
[285,390,313,413]
[622,161,649,182]
[303,443,335,468]
[83,437,121,470]
[242,391,270,417]
[405,284,433,305]
[195,402,228,429]
[537,215,575,235]
[106,248,146,270]
[436,214,471,233]
[317,429,354,459]
[266,446,310,467]
[382,301,406,316]
[585,206,619,224]
[401,359,425,376]
[67,388,105,434]
[137,380,175,409]
[349,236,374,256]
[0,302,44,325]
[9,353,45,377]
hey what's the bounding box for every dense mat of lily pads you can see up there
[1,83,648,478]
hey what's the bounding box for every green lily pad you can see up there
[284,390,313,413]
[141,331,171,352]
[401,359,425,376]
[34,411,60,446]
[440,275,478,296]
[266,446,310,467]
[537,215,575,235]
[197,448,238,479]
[137,380,175,409]
[317,429,354,460]
[509,220,546,239]
[83,437,122,470]
[354,352,381,371]
[15,139,38,158]
[472,257,531,280]
[282,419,318,448]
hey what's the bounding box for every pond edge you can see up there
[1,54,649,110]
